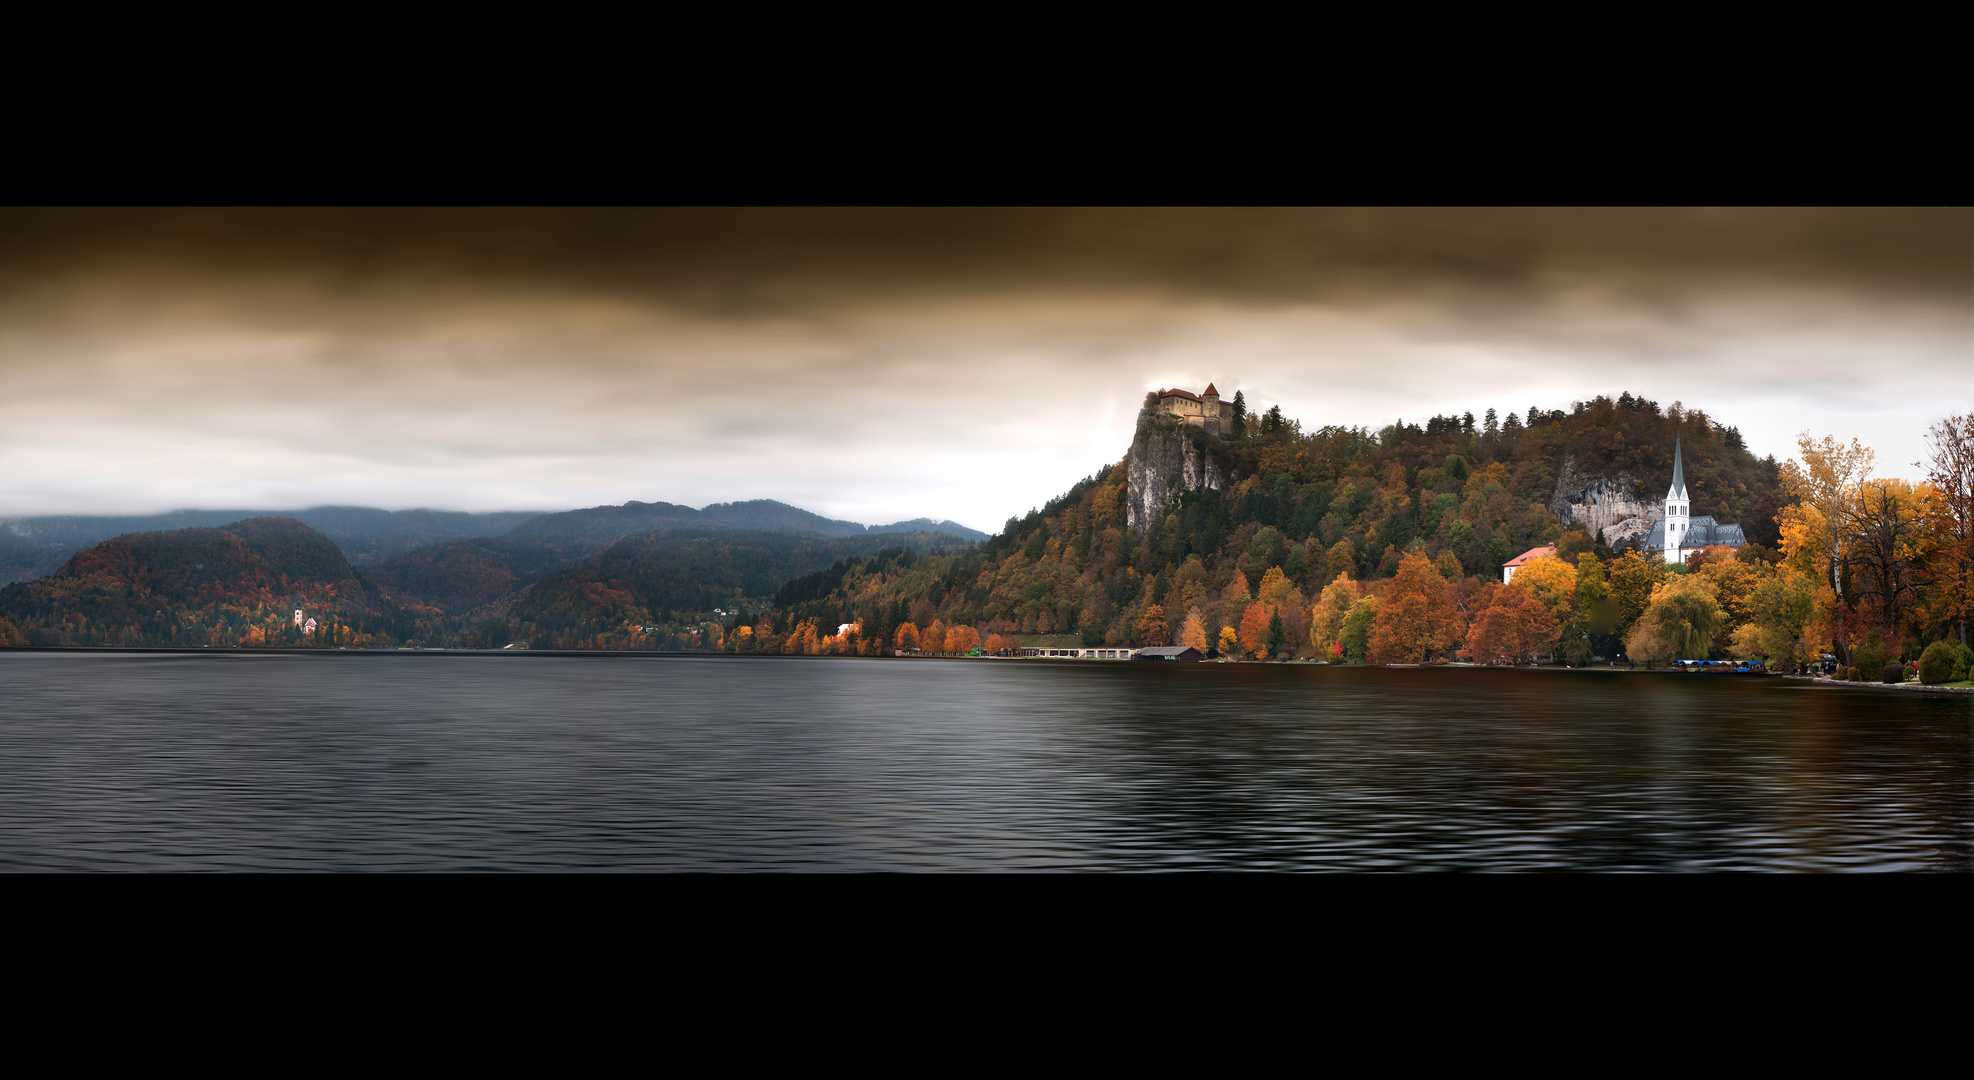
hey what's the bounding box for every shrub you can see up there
[1919,642,1958,684]
[1954,644,1974,682]
[1881,663,1905,684]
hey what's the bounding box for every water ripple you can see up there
[0,653,1967,871]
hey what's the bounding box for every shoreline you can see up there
[7,646,1973,691]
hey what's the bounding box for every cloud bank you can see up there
[0,208,1964,526]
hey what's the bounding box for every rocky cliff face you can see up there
[1127,415,1228,532]
[1549,456,1660,549]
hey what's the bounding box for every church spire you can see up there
[1669,437,1687,499]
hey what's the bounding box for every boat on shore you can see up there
[1673,659,1770,674]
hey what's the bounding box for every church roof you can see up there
[1642,516,1747,551]
[1503,544,1558,568]
[1669,436,1687,499]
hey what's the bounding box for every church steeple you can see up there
[1663,437,1691,564]
[1668,437,1687,501]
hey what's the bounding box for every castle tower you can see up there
[1663,437,1690,564]
[1201,383,1221,435]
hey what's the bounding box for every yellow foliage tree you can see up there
[1310,574,1360,657]
[1779,431,1874,598]
[1510,555,1577,631]
[1179,607,1208,650]
[1605,550,1666,639]
[1217,625,1240,656]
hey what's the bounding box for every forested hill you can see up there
[764,391,1785,652]
[0,517,412,647]
[2,499,985,585]
[0,506,544,582]
[504,499,986,551]
[493,530,970,650]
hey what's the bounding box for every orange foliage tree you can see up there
[1238,602,1273,660]
[923,620,947,654]
[1465,584,1559,665]
[786,619,821,655]
[1367,552,1461,663]
[945,625,981,654]
[983,632,1015,655]
[1134,604,1166,645]
[894,622,920,653]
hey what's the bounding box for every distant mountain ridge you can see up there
[0,517,412,647]
[1,498,984,584]
[508,499,986,548]
[0,515,972,648]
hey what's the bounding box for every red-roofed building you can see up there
[1502,544,1558,583]
[1155,384,1236,435]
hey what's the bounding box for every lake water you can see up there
[1,651,1968,871]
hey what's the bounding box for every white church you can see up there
[1641,437,1746,564]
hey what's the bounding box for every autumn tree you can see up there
[1731,564,1816,665]
[1367,552,1460,664]
[1340,595,1378,662]
[1433,549,1463,583]
[983,632,1015,655]
[1179,607,1208,650]
[923,619,947,654]
[1135,604,1167,646]
[1575,554,1618,636]
[1238,602,1273,660]
[1465,583,1558,665]
[895,622,920,652]
[1844,478,1935,648]
[945,625,981,654]
[1256,565,1308,650]
[1691,549,1764,654]
[1512,556,1577,633]
[1625,575,1725,665]
[1217,625,1240,657]
[1778,431,1874,599]
[1605,550,1665,640]
[1921,413,1974,646]
[1324,540,1357,585]
[1310,574,1360,657]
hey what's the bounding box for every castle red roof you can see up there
[1159,388,1201,402]
[1203,383,1219,396]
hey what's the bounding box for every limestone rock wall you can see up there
[1549,455,1660,549]
[1127,418,1227,532]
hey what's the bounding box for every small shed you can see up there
[1134,645,1204,662]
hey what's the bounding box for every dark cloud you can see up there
[1,207,1963,311]
[0,208,1963,519]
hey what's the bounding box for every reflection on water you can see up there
[0,652,1967,871]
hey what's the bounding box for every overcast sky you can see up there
[0,207,1965,530]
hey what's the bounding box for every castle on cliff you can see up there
[1156,384,1236,436]
[1641,437,1746,564]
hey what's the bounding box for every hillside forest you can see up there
[0,517,969,650]
[3,394,1969,681]
[756,395,1973,678]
